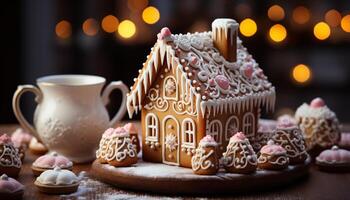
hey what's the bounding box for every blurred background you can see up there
[1,0,350,124]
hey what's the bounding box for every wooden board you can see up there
[91,156,311,195]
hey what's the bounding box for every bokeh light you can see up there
[142,6,160,24]
[325,9,341,27]
[239,18,257,37]
[118,20,136,38]
[269,24,287,42]
[341,15,350,33]
[101,15,119,33]
[128,0,148,11]
[55,20,71,39]
[292,6,310,25]
[292,64,312,84]
[82,18,99,36]
[313,22,331,40]
[268,5,285,21]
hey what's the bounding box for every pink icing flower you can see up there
[215,75,230,90]
[230,132,246,142]
[310,97,325,108]
[242,63,254,79]
[157,27,172,40]
[261,140,286,155]
[208,78,216,87]
[316,146,350,163]
[0,134,12,144]
[124,123,138,134]
[0,174,24,193]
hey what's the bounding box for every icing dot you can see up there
[181,59,185,63]
[208,78,216,87]
[331,145,339,151]
[196,87,201,91]
[310,97,325,108]
[188,73,192,77]
[215,75,230,90]
[164,68,169,73]
[202,96,207,100]
[138,70,142,73]
[157,27,172,40]
[192,80,197,84]
[133,78,138,82]
[185,67,189,71]
[160,75,164,78]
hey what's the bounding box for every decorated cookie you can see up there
[0,174,24,200]
[252,122,275,152]
[277,114,297,125]
[191,135,219,175]
[35,167,81,194]
[222,132,257,174]
[295,97,340,154]
[32,152,73,176]
[338,133,350,150]
[29,137,48,155]
[0,134,22,177]
[272,118,308,164]
[123,123,141,153]
[316,146,350,173]
[96,127,137,167]
[96,128,114,164]
[258,140,289,170]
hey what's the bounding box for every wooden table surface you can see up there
[1,123,350,200]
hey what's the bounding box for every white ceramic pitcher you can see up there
[12,75,129,163]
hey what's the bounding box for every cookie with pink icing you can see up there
[258,140,289,170]
[252,121,275,152]
[316,146,350,172]
[191,135,219,175]
[338,133,350,150]
[11,128,32,148]
[0,174,24,199]
[223,132,257,174]
[32,152,73,176]
[0,134,22,178]
[124,123,140,153]
[199,135,218,147]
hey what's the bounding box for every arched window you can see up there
[207,120,222,144]
[243,112,255,137]
[225,116,239,141]
[145,113,159,141]
[163,76,178,100]
[182,118,196,148]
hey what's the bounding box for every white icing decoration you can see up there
[0,143,21,168]
[104,136,136,162]
[223,139,257,169]
[165,134,178,152]
[191,148,216,171]
[295,103,337,119]
[36,167,79,185]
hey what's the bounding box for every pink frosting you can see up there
[102,128,114,138]
[310,97,325,108]
[157,27,172,40]
[11,128,32,147]
[0,174,24,193]
[260,140,286,155]
[242,64,254,79]
[316,146,350,164]
[277,115,297,129]
[190,56,198,65]
[339,133,350,147]
[208,78,216,87]
[215,75,230,90]
[33,152,72,168]
[230,132,246,142]
[0,134,12,145]
[123,123,138,134]
[199,135,217,146]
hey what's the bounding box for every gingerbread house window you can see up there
[243,112,255,137]
[145,113,159,142]
[225,115,239,140]
[207,120,222,144]
[163,76,178,100]
[182,118,196,148]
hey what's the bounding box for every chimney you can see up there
[211,18,239,62]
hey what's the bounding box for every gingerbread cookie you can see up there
[123,123,141,153]
[338,133,350,150]
[258,140,289,170]
[252,122,275,152]
[96,127,138,167]
[29,138,48,155]
[0,174,24,200]
[272,118,308,164]
[0,134,22,177]
[316,146,350,173]
[32,152,73,176]
[96,128,114,164]
[191,135,219,175]
[295,97,340,154]
[223,132,257,174]
[35,167,81,194]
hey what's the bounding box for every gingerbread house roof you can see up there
[127,28,275,118]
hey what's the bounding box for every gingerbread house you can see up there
[126,18,275,168]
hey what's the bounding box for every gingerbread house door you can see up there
[162,115,180,165]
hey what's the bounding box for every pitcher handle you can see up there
[12,85,43,140]
[101,81,129,127]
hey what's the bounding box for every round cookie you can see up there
[295,97,340,154]
[35,167,80,194]
[191,135,219,175]
[223,132,257,174]
[123,123,141,153]
[258,140,289,170]
[32,152,73,176]
[316,146,350,173]
[0,134,22,177]
[272,118,308,164]
[29,138,48,155]
[0,174,24,200]
[338,133,350,151]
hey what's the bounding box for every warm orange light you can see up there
[127,0,148,11]
[268,5,285,21]
[313,22,331,40]
[55,20,71,39]
[101,15,119,33]
[341,15,350,33]
[325,9,341,27]
[117,20,136,38]
[292,64,312,84]
[239,18,257,37]
[142,6,160,24]
[269,24,287,42]
[292,6,310,25]
[82,18,99,36]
